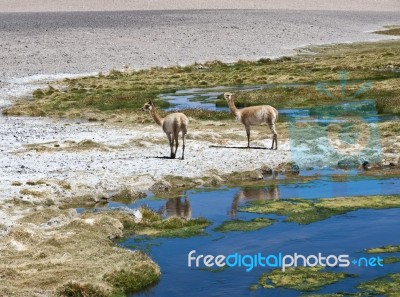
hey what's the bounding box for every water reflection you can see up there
[159,194,192,219]
[158,183,281,220]
[230,186,280,218]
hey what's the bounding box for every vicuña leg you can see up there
[245,125,251,148]
[173,132,179,159]
[181,130,186,160]
[268,122,278,150]
[167,133,175,158]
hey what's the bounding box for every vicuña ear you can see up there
[148,99,154,105]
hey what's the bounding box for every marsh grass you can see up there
[307,272,400,297]
[129,207,211,238]
[214,218,275,232]
[366,244,400,254]
[382,257,400,264]
[374,25,400,36]
[216,81,400,113]
[19,188,46,198]
[57,282,108,297]
[252,266,356,291]
[241,195,400,224]
[376,96,400,115]
[357,273,400,297]
[104,268,160,296]
[109,188,146,205]
[3,40,400,121]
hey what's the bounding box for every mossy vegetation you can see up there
[104,268,160,296]
[251,266,356,291]
[109,188,146,205]
[306,272,400,297]
[306,293,363,297]
[128,207,211,238]
[0,211,160,296]
[375,25,400,36]
[57,282,108,297]
[383,257,400,264]
[366,244,400,254]
[213,217,275,232]
[241,195,400,224]
[21,139,108,153]
[19,188,46,198]
[3,40,400,121]
[215,80,399,113]
[357,273,400,297]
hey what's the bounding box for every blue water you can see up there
[160,84,311,112]
[109,174,400,297]
[159,85,399,123]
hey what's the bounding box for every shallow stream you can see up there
[104,171,400,296]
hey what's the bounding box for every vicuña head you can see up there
[223,92,278,150]
[224,92,234,102]
[141,99,189,159]
[141,99,155,112]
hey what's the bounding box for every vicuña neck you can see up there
[227,100,239,117]
[150,108,164,126]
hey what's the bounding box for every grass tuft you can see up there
[214,218,275,232]
[253,266,356,291]
[366,244,400,254]
[104,267,159,295]
[130,207,211,238]
[57,282,108,297]
[357,273,400,297]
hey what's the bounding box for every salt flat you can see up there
[0,9,399,81]
[0,0,399,12]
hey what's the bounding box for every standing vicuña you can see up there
[142,99,189,159]
[224,92,278,149]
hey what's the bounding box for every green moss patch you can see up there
[357,273,400,297]
[57,282,108,297]
[375,25,400,36]
[305,293,362,297]
[130,207,211,238]
[109,188,146,205]
[104,268,159,296]
[383,257,400,264]
[252,266,356,292]
[367,244,400,254]
[241,195,400,224]
[214,218,275,232]
[306,272,400,297]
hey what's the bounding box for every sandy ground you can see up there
[0,0,399,12]
[0,8,399,230]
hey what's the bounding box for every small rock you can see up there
[338,158,360,169]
